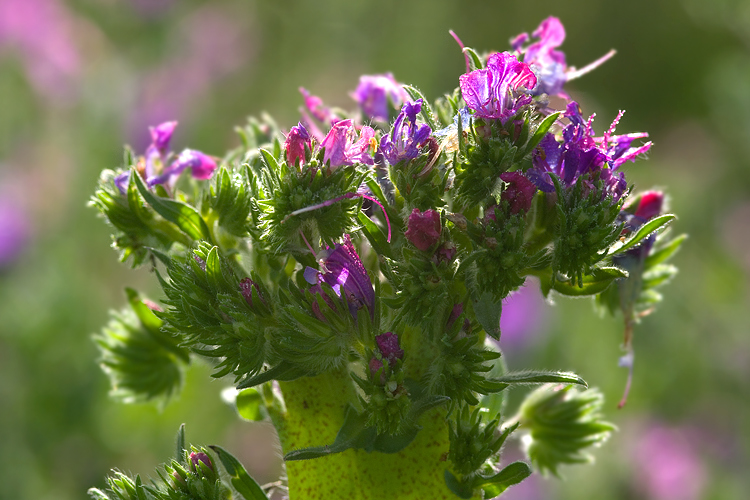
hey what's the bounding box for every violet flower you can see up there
[320,119,376,169]
[512,17,616,97]
[379,99,432,165]
[459,52,537,122]
[115,120,179,193]
[147,149,218,187]
[350,73,409,122]
[284,122,312,167]
[304,235,375,318]
[405,208,441,251]
[528,102,651,201]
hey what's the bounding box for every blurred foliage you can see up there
[1,0,749,499]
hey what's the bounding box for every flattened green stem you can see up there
[276,369,479,499]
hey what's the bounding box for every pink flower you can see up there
[320,119,376,169]
[405,209,441,251]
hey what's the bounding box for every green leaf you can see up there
[284,406,374,461]
[209,445,269,500]
[175,424,186,464]
[236,362,307,389]
[443,470,473,499]
[610,214,676,255]
[551,266,628,296]
[479,461,532,496]
[87,488,111,500]
[236,388,266,421]
[524,111,560,156]
[403,85,439,131]
[133,170,212,242]
[644,233,687,268]
[473,291,502,339]
[493,370,587,388]
[358,212,391,258]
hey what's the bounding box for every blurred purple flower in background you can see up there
[0,0,82,102]
[632,423,707,500]
[498,279,548,351]
[0,199,30,268]
[350,73,409,122]
[128,4,255,148]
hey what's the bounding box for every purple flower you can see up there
[405,209,441,251]
[512,17,616,98]
[284,122,312,167]
[320,119,376,169]
[305,235,375,318]
[459,52,537,122]
[350,73,409,122]
[529,102,651,201]
[147,149,217,187]
[379,99,432,165]
[144,120,178,178]
[375,332,404,365]
[0,200,30,267]
[632,424,706,500]
[499,172,537,214]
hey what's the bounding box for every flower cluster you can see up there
[90,16,683,500]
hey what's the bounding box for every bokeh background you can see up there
[1,0,749,499]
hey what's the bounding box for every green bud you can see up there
[518,384,616,477]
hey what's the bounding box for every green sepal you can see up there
[236,388,266,421]
[478,461,532,497]
[125,288,189,363]
[472,290,502,340]
[609,214,676,255]
[133,169,213,242]
[175,424,186,464]
[403,85,439,131]
[208,445,269,500]
[462,46,484,71]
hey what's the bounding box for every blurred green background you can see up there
[1,0,749,499]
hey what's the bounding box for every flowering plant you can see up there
[88,17,684,500]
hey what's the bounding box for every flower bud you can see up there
[500,171,537,214]
[405,208,441,251]
[375,332,404,366]
[189,451,214,473]
[284,122,312,167]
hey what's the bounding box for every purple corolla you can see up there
[379,99,432,165]
[304,235,375,319]
[528,102,651,201]
[459,52,537,122]
[350,73,409,122]
[320,119,376,169]
[404,208,441,251]
[147,149,217,187]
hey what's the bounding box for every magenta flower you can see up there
[379,99,432,165]
[350,73,409,122]
[405,209,441,251]
[499,172,537,214]
[147,149,217,187]
[304,235,375,318]
[512,17,616,97]
[144,121,178,177]
[459,52,537,122]
[320,119,376,169]
[529,102,651,201]
[284,122,312,167]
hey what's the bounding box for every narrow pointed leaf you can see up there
[610,214,676,255]
[493,371,587,387]
[551,266,627,296]
[209,445,269,500]
[133,170,212,242]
